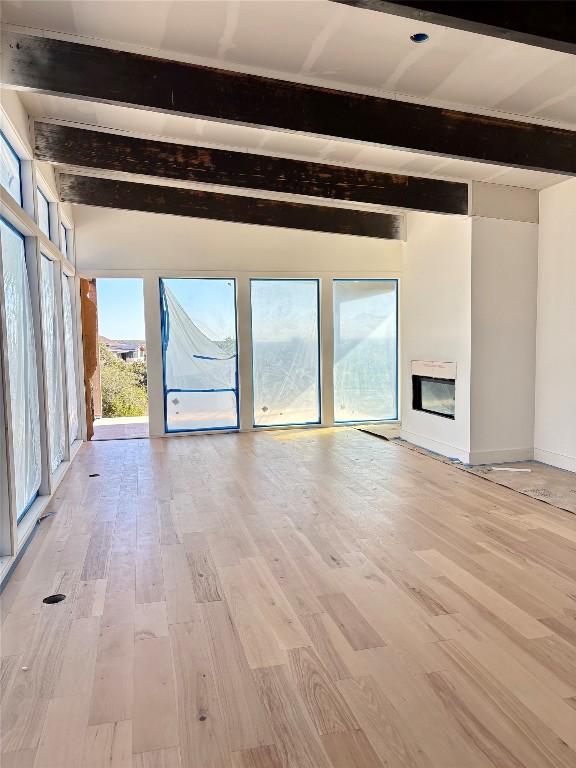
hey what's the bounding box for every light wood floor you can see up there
[2,428,576,768]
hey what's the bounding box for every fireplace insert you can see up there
[412,375,455,419]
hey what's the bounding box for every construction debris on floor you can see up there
[358,426,576,515]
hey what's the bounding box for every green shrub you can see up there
[99,343,148,417]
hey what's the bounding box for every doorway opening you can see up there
[92,278,148,440]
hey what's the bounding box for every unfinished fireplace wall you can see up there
[469,217,538,464]
[402,204,539,466]
[401,211,473,462]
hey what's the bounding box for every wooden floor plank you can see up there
[319,593,385,651]
[321,729,385,768]
[231,744,283,768]
[183,533,224,603]
[218,562,287,670]
[2,429,576,767]
[132,747,182,767]
[202,601,274,752]
[34,694,90,768]
[252,664,333,768]
[132,637,178,754]
[287,645,360,735]
[81,720,132,768]
[169,613,231,768]
[338,675,434,768]
[415,549,553,639]
[88,622,134,726]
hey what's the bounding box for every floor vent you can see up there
[43,594,66,604]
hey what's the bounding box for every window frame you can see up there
[250,277,322,429]
[40,252,67,473]
[0,321,10,554]
[37,187,52,239]
[59,221,68,258]
[0,130,23,207]
[159,277,240,434]
[0,216,43,523]
[61,273,80,444]
[0,110,84,582]
[332,278,399,425]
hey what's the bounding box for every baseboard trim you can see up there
[399,429,470,464]
[468,447,534,465]
[533,447,576,473]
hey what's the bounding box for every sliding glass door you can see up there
[251,279,320,427]
[333,279,398,422]
[1,220,41,519]
[160,278,238,432]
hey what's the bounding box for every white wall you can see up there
[73,205,404,274]
[0,89,32,154]
[534,178,576,472]
[470,217,538,464]
[470,181,539,224]
[401,212,472,462]
[401,212,538,466]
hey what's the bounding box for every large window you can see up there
[333,280,398,422]
[160,278,238,432]
[62,276,79,443]
[1,220,41,519]
[37,189,51,238]
[251,279,320,427]
[0,133,22,206]
[41,256,66,471]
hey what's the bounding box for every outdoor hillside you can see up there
[99,342,148,417]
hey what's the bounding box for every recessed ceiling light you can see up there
[410,32,429,43]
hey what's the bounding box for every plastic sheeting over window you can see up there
[41,256,66,472]
[62,276,78,443]
[1,219,41,519]
[0,134,22,206]
[160,278,238,432]
[251,279,320,427]
[333,280,398,423]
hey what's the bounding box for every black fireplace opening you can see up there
[412,375,455,419]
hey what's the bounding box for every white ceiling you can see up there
[4,0,575,191]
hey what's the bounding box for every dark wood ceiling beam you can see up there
[2,32,574,175]
[58,173,404,240]
[34,121,468,215]
[332,1,576,55]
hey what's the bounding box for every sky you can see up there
[97,277,237,342]
[96,277,397,342]
[97,278,145,340]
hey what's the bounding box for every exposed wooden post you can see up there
[80,278,100,440]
